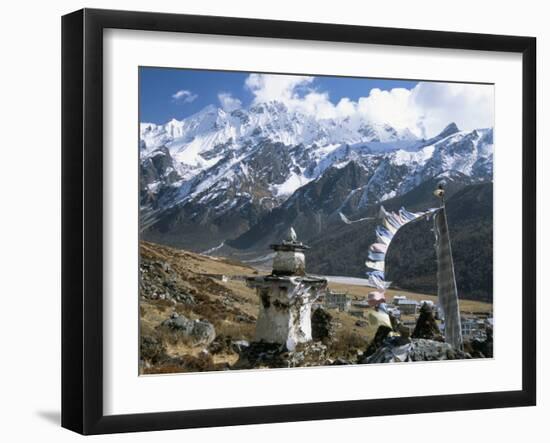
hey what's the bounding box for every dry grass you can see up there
[141,353,221,375]
[140,241,257,277]
[140,240,493,373]
[215,320,255,341]
[327,329,368,360]
[140,241,261,373]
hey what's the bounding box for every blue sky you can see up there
[139,67,418,124]
[139,67,494,138]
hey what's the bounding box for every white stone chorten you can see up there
[247,228,327,351]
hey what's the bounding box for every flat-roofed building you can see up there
[324,291,351,312]
[397,299,419,315]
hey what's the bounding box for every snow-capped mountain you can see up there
[140,100,417,192]
[139,101,493,253]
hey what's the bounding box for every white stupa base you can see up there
[248,276,326,351]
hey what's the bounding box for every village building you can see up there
[352,300,370,309]
[392,295,407,305]
[396,299,419,315]
[323,290,351,312]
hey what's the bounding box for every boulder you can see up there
[160,312,216,346]
[408,338,470,361]
[139,258,195,304]
[363,337,471,363]
[231,340,250,354]
[364,340,411,364]
[232,340,328,369]
[208,336,250,355]
[412,303,443,340]
[175,291,196,305]
[232,342,288,369]
[311,307,334,342]
[364,325,393,358]
[470,326,493,358]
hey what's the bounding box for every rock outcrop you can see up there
[159,312,216,346]
[412,303,443,340]
[233,341,328,369]
[311,307,334,342]
[140,258,195,304]
[362,337,471,364]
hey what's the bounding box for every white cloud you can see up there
[172,89,198,103]
[245,73,344,119]
[410,82,494,137]
[242,73,494,138]
[356,88,419,131]
[218,92,242,112]
[245,73,314,105]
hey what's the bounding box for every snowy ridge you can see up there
[139,101,493,244]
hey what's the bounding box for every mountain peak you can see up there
[249,100,288,114]
[437,122,460,138]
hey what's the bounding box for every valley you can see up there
[140,241,492,374]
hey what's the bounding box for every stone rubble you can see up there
[361,337,471,364]
[140,258,195,304]
[233,340,329,369]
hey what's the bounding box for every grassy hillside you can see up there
[139,241,376,373]
[139,241,492,374]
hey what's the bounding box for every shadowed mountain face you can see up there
[384,183,493,302]
[226,160,376,251]
[303,179,493,302]
[140,103,493,300]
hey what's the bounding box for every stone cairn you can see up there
[246,228,327,351]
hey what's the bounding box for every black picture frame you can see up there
[62,8,537,435]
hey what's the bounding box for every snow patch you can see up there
[271,172,313,197]
[339,211,374,224]
[201,241,225,255]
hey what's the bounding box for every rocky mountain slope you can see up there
[139,100,494,299]
[305,181,493,301]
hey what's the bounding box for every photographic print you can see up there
[138,67,494,374]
